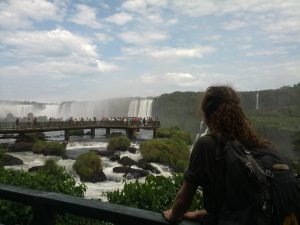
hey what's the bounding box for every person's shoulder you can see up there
[194,135,218,149]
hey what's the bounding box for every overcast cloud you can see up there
[0,0,299,102]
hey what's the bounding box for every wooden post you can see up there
[91,128,95,138]
[153,128,158,138]
[106,128,110,136]
[128,128,136,139]
[64,130,70,141]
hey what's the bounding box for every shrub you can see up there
[170,129,192,145]
[107,135,131,151]
[0,165,86,225]
[157,128,170,138]
[73,152,102,180]
[140,138,189,172]
[32,140,66,156]
[158,127,192,145]
[104,174,203,212]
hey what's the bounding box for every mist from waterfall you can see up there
[0,98,154,120]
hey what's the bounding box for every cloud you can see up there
[122,46,216,59]
[150,46,216,58]
[246,49,287,56]
[119,31,169,44]
[0,28,119,79]
[268,34,300,43]
[69,4,102,29]
[105,12,133,25]
[140,74,157,83]
[2,28,98,59]
[165,72,197,87]
[121,0,168,12]
[0,0,62,30]
[223,20,247,30]
[139,72,198,87]
[95,33,114,43]
[172,0,300,18]
[172,0,218,17]
[96,60,120,72]
[265,18,300,33]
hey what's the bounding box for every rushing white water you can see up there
[4,139,172,200]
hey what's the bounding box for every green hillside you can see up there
[152,83,300,158]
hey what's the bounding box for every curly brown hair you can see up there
[201,85,267,148]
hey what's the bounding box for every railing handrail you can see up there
[0,120,160,135]
[0,183,197,225]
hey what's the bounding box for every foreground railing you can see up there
[0,184,197,225]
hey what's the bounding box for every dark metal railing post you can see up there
[32,205,55,225]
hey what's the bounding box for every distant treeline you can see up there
[152,83,300,158]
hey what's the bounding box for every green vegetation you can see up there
[249,113,300,133]
[105,174,203,212]
[152,83,300,157]
[158,127,192,145]
[107,135,131,151]
[32,140,66,156]
[0,157,86,225]
[140,138,189,172]
[292,131,300,153]
[73,152,102,181]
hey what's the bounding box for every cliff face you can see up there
[152,83,300,158]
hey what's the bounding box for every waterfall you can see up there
[0,99,153,120]
[127,100,139,117]
[256,91,259,110]
[127,99,153,117]
[146,99,153,117]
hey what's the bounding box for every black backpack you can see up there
[214,137,300,225]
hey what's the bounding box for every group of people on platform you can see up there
[14,116,159,127]
[101,116,159,126]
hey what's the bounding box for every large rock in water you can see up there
[2,154,23,166]
[79,170,107,183]
[118,156,136,166]
[10,132,46,152]
[28,165,44,173]
[10,142,34,152]
[113,166,149,179]
[16,132,45,143]
[137,159,161,174]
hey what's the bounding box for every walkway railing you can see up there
[0,120,160,131]
[0,183,197,225]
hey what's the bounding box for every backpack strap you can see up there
[206,133,226,161]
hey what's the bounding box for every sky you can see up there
[0,0,299,103]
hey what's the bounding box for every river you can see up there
[0,128,172,200]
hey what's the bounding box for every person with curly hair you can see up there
[162,85,285,225]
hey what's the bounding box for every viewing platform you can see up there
[0,183,197,225]
[0,119,160,140]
